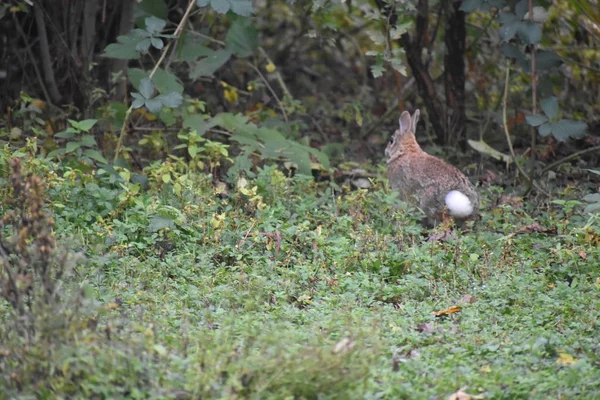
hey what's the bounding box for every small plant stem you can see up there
[245,61,289,123]
[527,0,538,186]
[113,0,196,163]
[541,144,600,175]
[502,60,549,196]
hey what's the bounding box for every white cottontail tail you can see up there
[386,109,479,227]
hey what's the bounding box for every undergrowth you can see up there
[0,153,599,399]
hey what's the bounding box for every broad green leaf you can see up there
[128,68,147,90]
[66,141,82,153]
[76,119,98,132]
[148,216,175,232]
[132,97,146,109]
[151,37,164,50]
[586,169,600,176]
[551,119,587,141]
[145,16,166,34]
[153,69,183,94]
[538,122,552,136]
[498,13,519,24]
[517,21,542,45]
[540,96,558,119]
[136,38,153,53]
[459,0,482,12]
[584,202,600,214]
[84,149,108,164]
[137,0,169,19]
[525,115,548,127]
[229,0,253,16]
[80,135,97,147]
[467,139,513,163]
[537,51,562,71]
[145,97,163,114]
[157,92,183,108]
[102,35,141,60]
[307,147,331,170]
[190,49,232,79]
[225,19,258,58]
[499,21,519,41]
[514,0,528,18]
[183,115,207,135]
[583,193,600,202]
[210,0,231,13]
[287,145,312,175]
[54,130,76,139]
[178,35,212,61]
[139,78,155,99]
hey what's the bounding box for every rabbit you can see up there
[386,109,479,227]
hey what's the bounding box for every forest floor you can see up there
[1,159,599,399]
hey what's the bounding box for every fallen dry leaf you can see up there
[498,195,523,208]
[448,386,484,400]
[433,305,462,317]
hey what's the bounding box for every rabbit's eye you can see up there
[389,136,396,145]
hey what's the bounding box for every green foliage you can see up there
[49,119,107,164]
[195,0,254,16]
[525,97,588,141]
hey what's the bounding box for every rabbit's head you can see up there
[385,109,420,161]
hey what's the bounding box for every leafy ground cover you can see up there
[1,154,599,399]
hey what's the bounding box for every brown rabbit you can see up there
[386,109,479,227]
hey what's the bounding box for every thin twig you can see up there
[527,0,538,185]
[245,61,288,122]
[541,145,600,175]
[114,0,196,162]
[258,47,292,99]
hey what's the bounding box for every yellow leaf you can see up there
[31,99,47,110]
[265,62,276,73]
[224,87,238,104]
[433,305,462,317]
[480,365,491,373]
[556,352,577,366]
[595,277,600,288]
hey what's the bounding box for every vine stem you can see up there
[113,0,196,163]
[502,60,549,196]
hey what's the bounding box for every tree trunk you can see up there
[111,0,136,100]
[444,0,467,148]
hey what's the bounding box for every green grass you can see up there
[1,162,599,399]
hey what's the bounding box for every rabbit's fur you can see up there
[386,109,479,227]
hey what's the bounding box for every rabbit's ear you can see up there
[399,111,411,135]
[411,109,420,133]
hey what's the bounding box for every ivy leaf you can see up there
[459,0,482,12]
[196,0,253,16]
[517,21,542,45]
[178,35,213,61]
[551,119,587,141]
[145,97,164,114]
[498,14,519,42]
[225,19,258,58]
[190,49,232,79]
[145,16,166,35]
[525,115,548,127]
[540,96,558,119]
[139,78,155,99]
[157,92,184,108]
